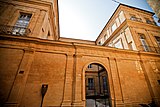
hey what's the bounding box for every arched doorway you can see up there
[85,63,111,107]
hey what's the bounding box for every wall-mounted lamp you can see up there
[40,84,48,107]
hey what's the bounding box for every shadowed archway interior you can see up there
[85,63,111,107]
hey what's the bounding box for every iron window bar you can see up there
[0,25,31,36]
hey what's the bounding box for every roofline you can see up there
[59,37,95,42]
[120,3,154,15]
[95,3,154,42]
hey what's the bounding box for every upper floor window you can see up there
[155,36,160,47]
[114,39,123,49]
[139,33,150,52]
[15,13,32,28]
[104,34,107,40]
[115,17,120,27]
[130,14,142,22]
[119,11,125,23]
[12,13,32,35]
[111,23,117,33]
[130,14,137,21]
[145,18,152,24]
[145,17,157,25]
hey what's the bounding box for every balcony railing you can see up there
[138,45,160,54]
[0,25,31,36]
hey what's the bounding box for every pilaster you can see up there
[4,48,35,107]
[72,54,83,107]
[61,54,74,107]
[109,58,124,107]
[32,10,47,38]
[115,59,132,106]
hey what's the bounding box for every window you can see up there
[145,18,152,24]
[155,36,160,47]
[88,64,92,68]
[115,17,120,27]
[111,23,117,32]
[130,14,142,22]
[114,39,123,49]
[104,34,107,40]
[102,76,107,91]
[13,13,32,35]
[139,33,150,52]
[107,29,110,37]
[130,15,137,21]
[119,11,125,23]
[88,78,94,90]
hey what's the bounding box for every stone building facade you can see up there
[146,0,160,22]
[0,0,160,107]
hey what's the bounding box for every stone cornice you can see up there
[127,19,160,32]
[1,34,160,59]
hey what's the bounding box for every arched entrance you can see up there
[84,63,111,107]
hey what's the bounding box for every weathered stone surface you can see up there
[0,1,160,107]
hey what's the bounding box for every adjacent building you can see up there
[0,1,160,107]
[146,0,160,22]
[96,4,160,53]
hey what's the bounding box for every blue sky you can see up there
[58,0,153,41]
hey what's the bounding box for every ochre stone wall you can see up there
[0,0,59,40]
[0,1,160,107]
[0,35,159,107]
[0,48,24,105]
[20,52,66,107]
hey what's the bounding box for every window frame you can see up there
[114,38,124,49]
[155,36,160,47]
[88,78,94,90]
[138,33,150,52]
[15,12,32,28]
[12,12,32,36]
